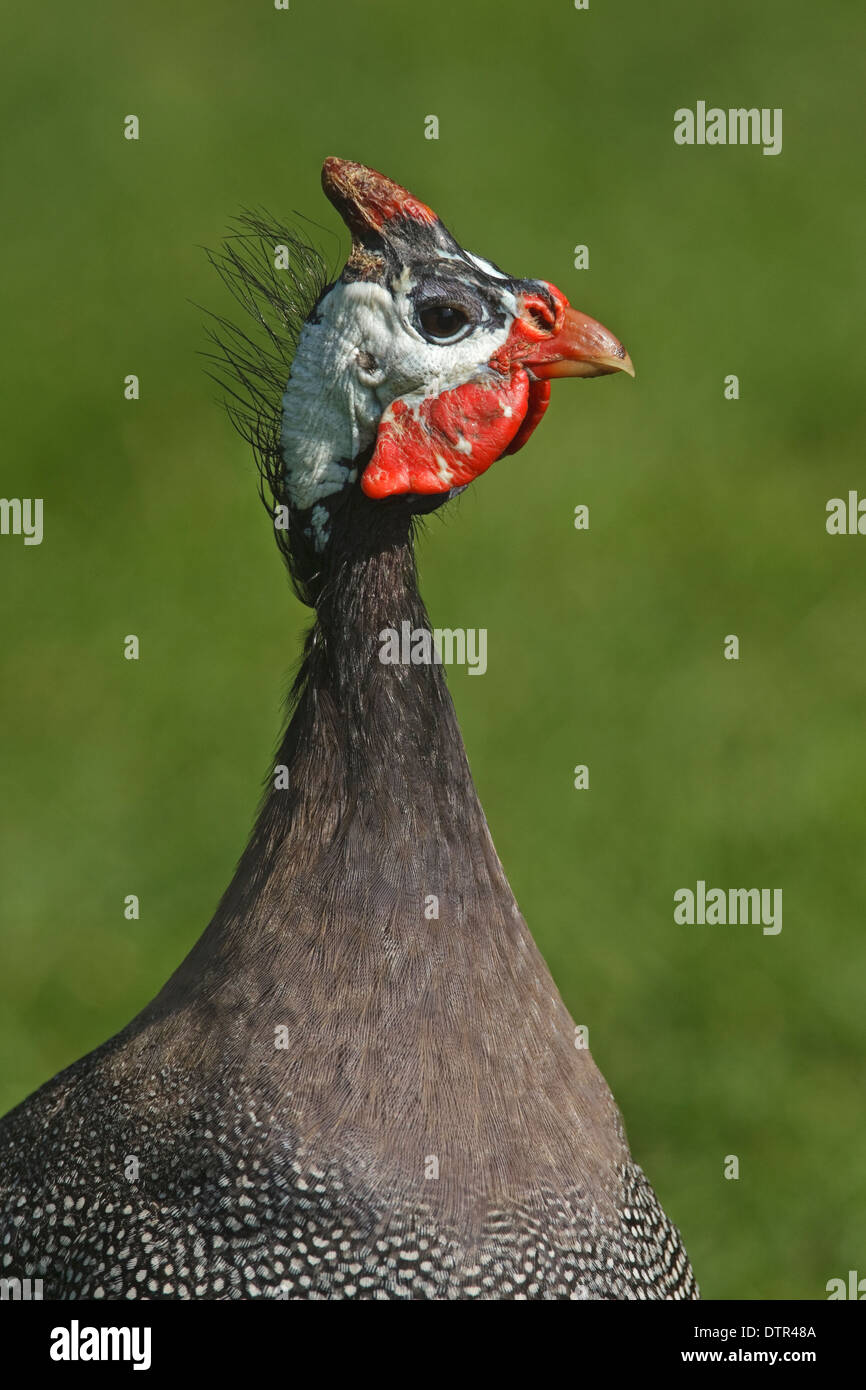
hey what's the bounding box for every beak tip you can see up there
[597,350,635,379]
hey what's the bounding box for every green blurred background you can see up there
[1,0,864,1300]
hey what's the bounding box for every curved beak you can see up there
[524,306,635,380]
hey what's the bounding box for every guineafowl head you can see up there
[207,159,632,599]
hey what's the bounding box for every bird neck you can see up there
[273,492,482,867]
[164,487,502,984]
[144,488,506,1034]
[136,487,629,1210]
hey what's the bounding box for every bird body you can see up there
[0,161,697,1300]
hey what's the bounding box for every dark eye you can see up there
[418,303,470,341]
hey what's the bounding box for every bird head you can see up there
[279,158,633,550]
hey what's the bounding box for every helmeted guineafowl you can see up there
[0,159,697,1301]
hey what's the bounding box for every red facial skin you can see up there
[494,286,561,459]
[502,378,551,457]
[361,284,570,500]
[361,371,530,499]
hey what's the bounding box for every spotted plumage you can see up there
[1,1062,695,1300]
[0,160,696,1300]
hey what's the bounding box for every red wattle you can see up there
[502,378,551,455]
[361,371,530,499]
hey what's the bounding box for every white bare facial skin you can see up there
[280,271,517,543]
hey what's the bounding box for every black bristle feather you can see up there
[200,210,334,604]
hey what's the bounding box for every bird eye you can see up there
[418,303,470,341]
